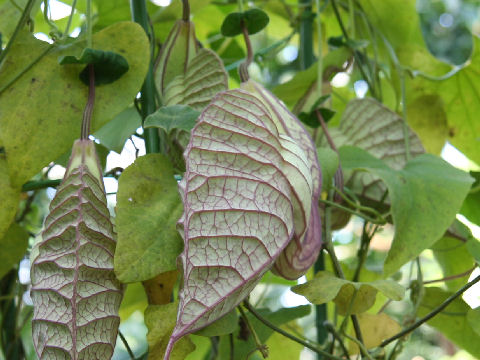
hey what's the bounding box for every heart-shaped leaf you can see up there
[59,48,129,85]
[340,146,474,274]
[144,105,199,134]
[221,8,270,37]
[166,88,314,357]
[292,271,404,314]
[31,140,123,360]
[114,154,184,283]
[0,22,149,188]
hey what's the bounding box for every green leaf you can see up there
[144,105,199,134]
[94,106,141,153]
[194,309,238,337]
[466,237,480,264]
[467,307,480,337]
[0,22,149,187]
[406,38,480,164]
[145,302,195,360]
[292,271,404,314]
[419,287,480,358]
[221,8,269,37]
[321,98,425,204]
[114,154,183,283]
[217,305,311,360]
[406,95,449,154]
[0,223,29,279]
[340,146,474,274]
[119,282,148,322]
[298,108,336,128]
[163,48,228,111]
[430,221,475,291]
[59,48,129,85]
[461,171,480,225]
[317,147,339,192]
[0,157,19,240]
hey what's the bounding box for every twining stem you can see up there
[130,0,161,154]
[238,305,268,359]
[86,0,93,48]
[423,266,476,285]
[323,192,366,353]
[318,199,386,224]
[0,0,36,64]
[182,0,190,21]
[243,301,345,360]
[63,0,78,37]
[314,0,323,97]
[344,334,373,360]
[43,0,60,37]
[324,322,350,358]
[381,274,480,347]
[316,110,344,200]
[118,331,135,360]
[239,22,254,82]
[330,0,376,98]
[21,179,61,192]
[81,64,95,139]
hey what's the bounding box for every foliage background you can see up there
[0,0,479,359]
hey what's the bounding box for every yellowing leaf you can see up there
[0,156,19,240]
[142,270,178,305]
[348,313,401,353]
[0,223,29,279]
[419,287,480,358]
[0,22,149,187]
[114,154,183,283]
[292,271,404,314]
[31,140,123,359]
[145,302,195,360]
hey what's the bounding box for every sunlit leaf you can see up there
[348,313,401,353]
[292,271,404,314]
[0,223,29,279]
[114,154,183,283]
[0,156,19,240]
[0,22,149,187]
